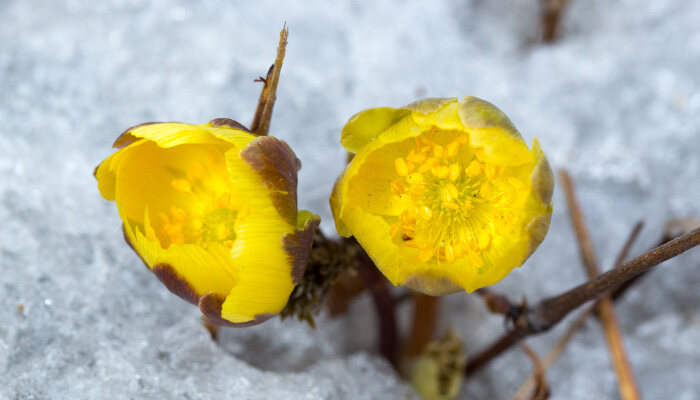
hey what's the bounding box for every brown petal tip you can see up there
[284,215,321,284]
[403,97,458,114]
[198,292,274,328]
[458,97,525,142]
[240,136,301,226]
[209,118,252,133]
[524,213,552,261]
[152,263,200,305]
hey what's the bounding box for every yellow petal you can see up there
[340,107,412,153]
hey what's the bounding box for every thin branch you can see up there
[560,170,641,400]
[528,226,700,330]
[466,225,700,377]
[474,288,518,316]
[540,0,571,43]
[511,342,550,400]
[250,24,289,136]
[512,222,644,398]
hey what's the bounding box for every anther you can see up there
[395,158,409,176]
[433,144,444,158]
[465,160,482,177]
[419,206,433,221]
[446,140,461,158]
[449,164,460,181]
[432,165,449,178]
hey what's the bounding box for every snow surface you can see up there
[1,0,700,399]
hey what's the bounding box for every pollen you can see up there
[389,131,521,264]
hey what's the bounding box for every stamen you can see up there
[445,139,461,158]
[433,144,444,158]
[448,164,460,181]
[388,132,519,264]
[395,157,409,176]
[465,160,481,177]
[432,165,449,178]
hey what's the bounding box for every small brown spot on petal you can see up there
[209,118,252,133]
[284,215,321,284]
[112,122,161,148]
[240,136,300,226]
[152,264,200,306]
[198,292,274,327]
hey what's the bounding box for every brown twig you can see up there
[403,293,441,360]
[511,342,550,400]
[466,225,700,377]
[355,249,399,369]
[529,226,700,330]
[512,221,644,398]
[540,0,571,43]
[250,24,289,136]
[560,170,641,400]
[474,288,518,316]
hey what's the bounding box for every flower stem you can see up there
[403,293,441,361]
[355,250,399,368]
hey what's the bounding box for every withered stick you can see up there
[356,251,399,369]
[474,288,516,315]
[511,343,550,400]
[512,222,644,398]
[250,25,288,136]
[466,225,700,377]
[560,169,641,400]
[403,293,441,359]
[529,226,700,330]
[540,0,571,43]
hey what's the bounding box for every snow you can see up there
[1,0,699,398]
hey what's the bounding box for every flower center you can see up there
[157,155,242,249]
[390,131,522,263]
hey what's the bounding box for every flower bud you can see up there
[330,97,553,295]
[96,118,319,326]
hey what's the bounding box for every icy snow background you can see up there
[1,0,700,399]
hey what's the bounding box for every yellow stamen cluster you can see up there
[389,131,522,264]
[158,157,241,248]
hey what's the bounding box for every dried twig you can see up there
[512,221,644,398]
[540,0,571,43]
[466,225,700,377]
[511,342,550,400]
[250,24,289,136]
[560,170,641,400]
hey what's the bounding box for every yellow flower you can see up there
[330,97,553,295]
[95,118,319,326]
